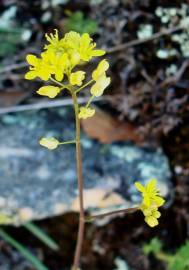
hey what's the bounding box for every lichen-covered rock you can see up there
[0,108,171,225]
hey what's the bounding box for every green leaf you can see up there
[143,238,163,255]
[24,222,59,251]
[169,241,189,270]
[0,229,48,270]
[64,11,98,35]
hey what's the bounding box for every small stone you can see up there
[0,108,172,225]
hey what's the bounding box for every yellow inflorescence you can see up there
[25,30,111,149]
[135,179,165,227]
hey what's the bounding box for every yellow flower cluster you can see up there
[78,59,110,119]
[25,30,110,120]
[135,179,165,227]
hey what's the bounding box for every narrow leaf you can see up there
[24,222,59,251]
[0,229,48,270]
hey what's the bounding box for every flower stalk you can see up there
[71,89,85,270]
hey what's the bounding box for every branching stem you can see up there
[50,77,64,87]
[59,140,76,145]
[85,206,139,222]
[75,79,94,94]
[71,89,85,270]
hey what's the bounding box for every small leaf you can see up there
[24,222,59,251]
[143,238,163,255]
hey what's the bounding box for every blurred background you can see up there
[0,0,189,269]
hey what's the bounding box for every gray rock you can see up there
[0,107,172,225]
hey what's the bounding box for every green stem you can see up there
[70,90,85,270]
[75,79,94,94]
[156,252,174,264]
[50,77,64,87]
[24,222,59,251]
[86,95,94,108]
[59,140,76,145]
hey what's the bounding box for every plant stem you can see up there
[71,90,85,270]
[85,206,139,222]
[59,140,76,145]
[75,79,94,94]
[86,95,94,108]
[50,77,64,87]
[156,251,173,264]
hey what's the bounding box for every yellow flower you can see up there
[92,59,109,81]
[63,32,105,62]
[25,30,106,83]
[39,137,60,150]
[90,75,110,97]
[70,51,80,66]
[135,179,165,207]
[70,71,85,86]
[142,202,161,227]
[79,33,105,61]
[78,106,95,119]
[37,85,61,98]
[135,179,165,227]
[63,31,81,50]
[25,54,52,81]
[44,29,65,53]
[41,51,69,81]
[141,204,160,218]
[145,216,159,227]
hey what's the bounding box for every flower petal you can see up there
[134,182,145,192]
[92,49,106,57]
[146,178,157,192]
[90,75,110,97]
[145,216,159,227]
[26,54,39,66]
[25,71,37,80]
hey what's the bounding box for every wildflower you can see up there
[25,30,107,84]
[78,106,95,119]
[70,71,85,86]
[92,59,109,81]
[44,29,65,53]
[39,137,60,150]
[70,51,80,66]
[79,33,105,61]
[25,54,52,81]
[63,31,81,51]
[37,85,61,98]
[135,179,165,227]
[41,51,69,81]
[141,203,161,227]
[90,75,110,97]
[135,178,165,207]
